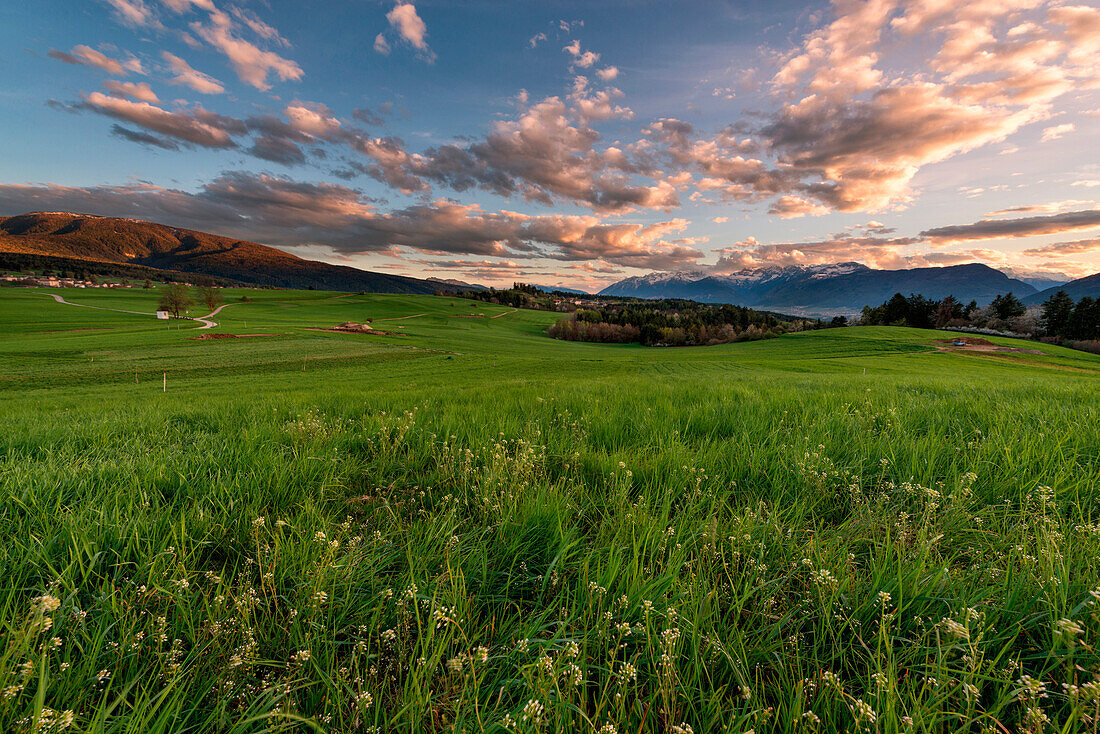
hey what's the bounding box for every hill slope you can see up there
[601,263,1039,315]
[0,211,446,294]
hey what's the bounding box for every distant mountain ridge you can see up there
[600,262,1046,315]
[0,211,451,294]
[1025,272,1100,305]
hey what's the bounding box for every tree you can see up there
[1069,297,1100,341]
[142,279,153,289]
[829,315,849,328]
[198,285,222,312]
[990,292,1025,320]
[934,296,960,328]
[158,284,193,318]
[881,293,910,325]
[1040,290,1074,337]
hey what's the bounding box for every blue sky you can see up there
[1,0,1098,289]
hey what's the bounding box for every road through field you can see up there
[44,292,222,328]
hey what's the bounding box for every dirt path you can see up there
[44,292,224,329]
[194,302,238,329]
[373,313,427,321]
[491,308,519,319]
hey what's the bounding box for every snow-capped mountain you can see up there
[599,263,1039,316]
[998,268,1071,292]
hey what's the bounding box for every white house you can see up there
[156,311,170,320]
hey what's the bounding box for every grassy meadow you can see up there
[1,286,1099,733]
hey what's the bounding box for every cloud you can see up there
[457,95,673,211]
[228,5,290,47]
[760,82,1035,211]
[109,124,178,150]
[385,2,435,62]
[102,80,158,103]
[768,195,830,219]
[711,0,1099,213]
[162,51,225,94]
[0,173,703,269]
[349,136,432,194]
[49,45,143,76]
[101,0,160,28]
[373,33,390,55]
[191,7,303,90]
[1049,4,1100,68]
[529,32,547,49]
[640,118,790,203]
[986,200,1096,216]
[340,85,672,212]
[81,92,243,148]
[920,209,1100,243]
[161,0,217,14]
[1023,237,1100,257]
[563,40,600,68]
[528,217,704,268]
[1041,122,1075,141]
[712,233,921,272]
[596,66,619,81]
[279,101,346,141]
[247,135,306,165]
[352,105,389,126]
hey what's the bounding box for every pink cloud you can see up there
[768,195,830,219]
[385,2,435,62]
[191,8,303,90]
[1040,122,1075,141]
[49,45,143,76]
[162,51,225,94]
[81,92,242,148]
[102,80,158,103]
[102,0,160,28]
[563,40,600,69]
[920,209,1100,244]
[1023,237,1100,257]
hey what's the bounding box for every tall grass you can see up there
[1,290,1098,732]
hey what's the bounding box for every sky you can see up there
[0,0,1098,290]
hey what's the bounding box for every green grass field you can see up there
[1,287,1099,733]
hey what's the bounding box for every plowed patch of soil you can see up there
[935,336,1043,354]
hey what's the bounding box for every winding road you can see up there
[44,293,226,329]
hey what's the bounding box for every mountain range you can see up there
[0,211,450,294]
[1025,273,1100,305]
[600,263,1094,316]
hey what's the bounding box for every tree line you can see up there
[860,291,1099,344]
[549,300,817,346]
[464,283,559,310]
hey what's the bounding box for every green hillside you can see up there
[1,287,1099,733]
